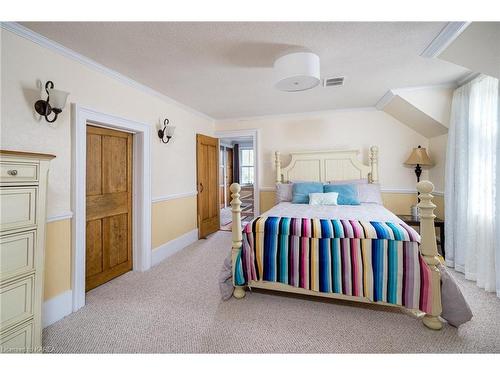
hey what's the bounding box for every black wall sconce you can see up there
[34,81,69,123]
[158,118,176,144]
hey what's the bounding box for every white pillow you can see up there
[308,192,339,206]
[275,183,293,203]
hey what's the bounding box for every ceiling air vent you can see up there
[323,76,345,87]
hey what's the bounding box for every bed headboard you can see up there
[275,146,379,184]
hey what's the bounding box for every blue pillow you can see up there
[291,182,323,204]
[323,184,360,205]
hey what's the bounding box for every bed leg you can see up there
[230,183,245,300]
[233,286,246,299]
[417,181,443,330]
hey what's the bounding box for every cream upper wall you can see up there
[397,87,453,127]
[0,29,214,218]
[216,109,430,191]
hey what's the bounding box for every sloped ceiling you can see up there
[439,22,500,80]
[383,95,448,138]
[377,87,453,138]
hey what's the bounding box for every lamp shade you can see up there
[47,87,69,110]
[404,146,433,166]
[274,52,320,92]
[164,125,176,137]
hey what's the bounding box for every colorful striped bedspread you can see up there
[234,216,434,314]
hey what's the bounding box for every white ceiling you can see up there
[21,22,470,119]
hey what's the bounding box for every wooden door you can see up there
[86,125,132,291]
[225,148,233,205]
[196,134,219,238]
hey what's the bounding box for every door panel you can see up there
[196,134,219,238]
[86,125,132,291]
[86,220,103,277]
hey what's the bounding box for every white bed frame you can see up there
[230,146,443,330]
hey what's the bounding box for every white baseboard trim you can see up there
[152,229,199,266]
[42,290,73,328]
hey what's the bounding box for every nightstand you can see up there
[397,215,445,258]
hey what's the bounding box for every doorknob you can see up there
[199,183,204,193]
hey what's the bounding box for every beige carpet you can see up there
[43,231,500,353]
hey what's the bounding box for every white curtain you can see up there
[445,75,500,297]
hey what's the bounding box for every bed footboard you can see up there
[416,181,443,330]
[230,180,443,330]
[230,183,246,299]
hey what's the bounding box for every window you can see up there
[240,148,254,185]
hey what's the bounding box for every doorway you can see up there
[218,134,257,231]
[196,134,220,238]
[85,125,133,291]
[71,104,152,312]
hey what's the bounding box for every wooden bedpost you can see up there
[275,151,281,184]
[369,145,379,183]
[230,183,246,299]
[417,180,443,330]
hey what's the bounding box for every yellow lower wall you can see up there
[151,195,198,249]
[260,190,445,218]
[44,219,72,301]
[43,195,198,301]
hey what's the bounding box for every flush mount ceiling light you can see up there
[274,52,320,92]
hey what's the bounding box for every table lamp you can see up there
[405,145,433,216]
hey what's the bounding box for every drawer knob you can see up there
[7,169,18,176]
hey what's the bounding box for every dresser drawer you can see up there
[0,275,34,332]
[0,187,37,232]
[0,231,35,280]
[0,320,33,353]
[0,161,38,183]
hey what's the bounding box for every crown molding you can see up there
[375,82,458,111]
[392,82,458,93]
[375,90,396,110]
[1,22,214,122]
[420,22,471,58]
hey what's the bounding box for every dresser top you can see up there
[0,149,56,159]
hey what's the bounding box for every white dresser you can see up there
[0,150,54,353]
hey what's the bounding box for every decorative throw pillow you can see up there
[291,182,324,204]
[323,184,360,205]
[357,183,383,205]
[308,192,339,206]
[275,183,293,203]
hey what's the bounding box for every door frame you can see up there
[214,129,260,216]
[71,104,152,312]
